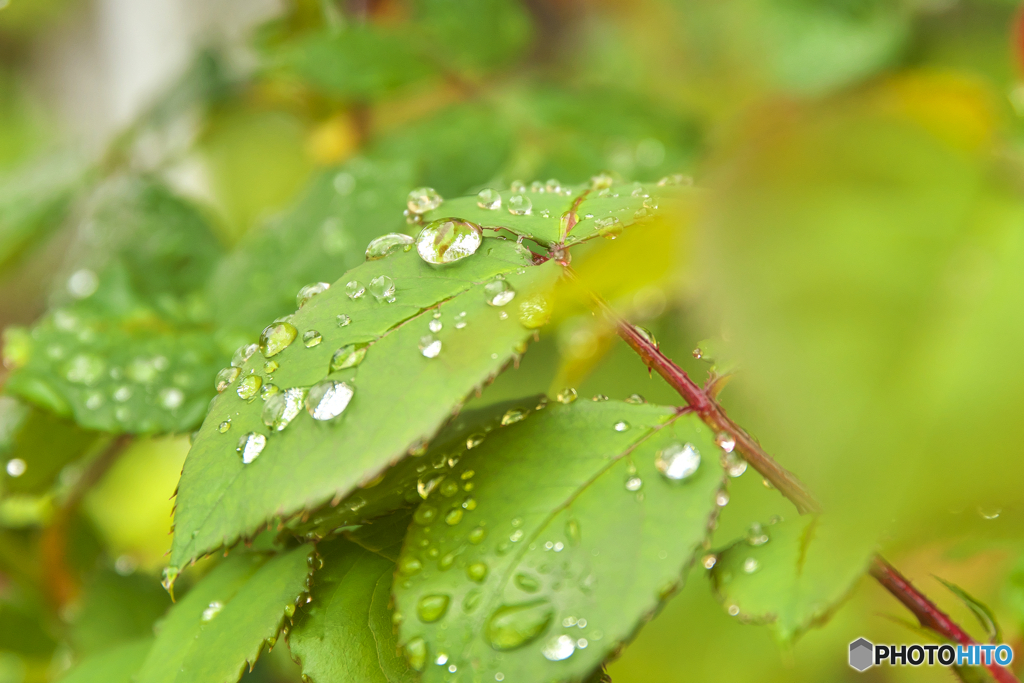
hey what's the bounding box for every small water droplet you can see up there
[445,508,463,525]
[655,443,701,481]
[702,554,717,569]
[237,432,267,464]
[414,505,438,525]
[485,600,554,651]
[236,374,263,401]
[634,326,659,349]
[625,476,643,492]
[419,335,442,358]
[507,194,532,216]
[201,601,223,622]
[218,419,232,433]
[501,409,527,426]
[416,219,483,264]
[743,558,760,574]
[330,344,368,371]
[515,573,540,592]
[466,433,486,449]
[556,388,577,404]
[368,275,396,303]
[614,421,630,432]
[64,353,105,385]
[426,318,443,334]
[305,380,354,420]
[723,451,747,477]
[477,188,502,210]
[417,594,450,622]
[469,526,487,544]
[302,330,322,348]
[484,279,516,306]
[591,394,609,402]
[407,187,443,214]
[398,555,423,576]
[297,282,330,308]
[366,233,415,260]
[263,388,307,431]
[467,562,488,582]
[404,637,427,671]
[231,343,258,368]
[345,281,365,299]
[510,180,526,192]
[263,360,279,374]
[259,323,298,358]
[657,173,693,186]
[336,314,351,327]
[542,634,576,661]
[716,490,730,506]
[595,216,622,239]
[747,523,769,546]
[591,173,614,190]
[728,604,741,616]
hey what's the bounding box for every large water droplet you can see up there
[517,294,551,329]
[541,634,576,661]
[484,279,516,306]
[404,637,427,671]
[485,600,554,651]
[417,594,450,623]
[305,380,354,420]
[366,233,415,260]
[419,335,442,359]
[416,219,483,265]
[236,374,263,401]
[297,282,330,308]
[477,188,501,210]
[368,275,396,303]
[556,388,577,404]
[330,344,368,371]
[260,323,298,358]
[218,419,231,433]
[345,281,365,299]
[407,187,443,214]
[237,432,267,464]
[263,387,307,431]
[507,194,532,216]
[655,442,701,481]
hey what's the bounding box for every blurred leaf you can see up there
[135,547,310,683]
[289,537,415,683]
[59,638,152,683]
[209,157,414,332]
[709,515,871,643]
[411,0,532,74]
[0,597,56,656]
[171,242,558,570]
[393,403,723,681]
[70,569,170,657]
[935,576,1002,643]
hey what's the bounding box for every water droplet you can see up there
[515,573,540,592]
[303,330,322,347]
[236,374,263,401]
[201,601,223,622]
[218,419,232,433]
[445,508,464,525]
[419,335,442,358]
[407,187,443,214]
[517,294,551,329]
[716,431,736,453]
[591,173,614,190]
[345,281,366,299]
[501,409,527,426]
[5,458,26,477]
[306,380,354,420]
[485,600,554,651]
[556,388,577,404]
[366,233,415,260]
[655,443,701,481]
[160,387,185,410]
[634,326,659,349]
[625,476,643,491]
[263,388,307,431]
[545,178,562,193]
[484,279,516,306]
[469,526,487,544]
[297,282,330,308]
[237,432,267,464]
[723,451,747,478]
[416,219,483,265]
[979,506,1002,520]
[67,268,99,299]
[260,323,298,358]
[467,562,488,582]
[657,173,693,186]
[595,216,622,239]
[404,637,427,671]
[336,314,351,327]
[542,634,576,661]
[368,275,396,303]
[510,529,524,542]
[591,394,609,402]
[417,477,442,500]
[232,343,258,367]
[64,353,105,385]
[477,188,502,210]
[330,344,368,371]
[261,384,280,401]
[466,433,486,449]
[398,555,423,576]
[417,594,450,622]
[747,523,769,546]
[743,558,760,574]
[414,505,438,526]
[507,194,532,216]
[263,360,279,374]
[614,421,630,432]
[716,490,730,506]
[728,604,741,616]
[702,554,717,569]
[510,180,526,192]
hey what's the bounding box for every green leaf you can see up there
[171,240,558,570]
[410,0,532,73]
[392,402,723,682]
[209,158,414,332]
[289,537,415,683]
[136,547,310,683]
[59,638,152,683]
[936,576,1002,643]
[70,569,170,657]
[709,515,871,643]
[0,596,57,656]
[4,179,228,434]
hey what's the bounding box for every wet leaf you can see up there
[171,240,558,570]
[393,401,723,682]
[290,537,415,683]
[135,547,310,683]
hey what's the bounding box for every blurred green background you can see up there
[3,0,1024,681]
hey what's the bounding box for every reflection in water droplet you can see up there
[303,330,322,347]
[237,433,267,464]
[369,276,396,303]
[614,421,630,432]
[417,594,450,622]
[477,188,502,210]
[716,431,736,453]
[542,634,576,661]
[201,601,223,622]
[263,388,307,431]
[297,282,330,308]
[419,335,442,358]
[428,318,442,333]
[366,233,415,260]
[501,409,527,426]
[330,344,367,371]
[416,219,483,264]
[723,451,747,478]
[485,600,554,651]
[407,187,442,214]
[655,443,701,481]
[345,281,365,299]
[716,491,730,506]
[263,360,279,374]
[466,433,486,449]
[625,476,643,491]
[507,194,532,216]
[556,388,577,404]
[305,380,354,420]
[336,314,351,327]
[260,323,298,358]
[236,374,263,401]
[484,279,516,307]
[218,420,231,433]
[743,558,760,574]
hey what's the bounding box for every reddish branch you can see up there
[564,267,1019,683]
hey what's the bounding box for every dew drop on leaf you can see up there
[263,388,307,431]
[515,573,540,592]
[556,387,577,404]
[743,558,760,574]
[407,187,443,214]
[305,380,354,420]
[336,314,351,327]
[261,383,280,400]
[591,173,614,190]
[259,322,298,358]
[237,432,267,464]
[297,282,330,308]
[655,442,701,481]
[368,275,396,303]
[468,526,487,544]
[747,523,769,546]
[366,233,415,260]
[614,421,630,432]
[595,216,622,239]
[467,562,488,582]
[477,188,501,210]
[485,600,554,651]
[416,219,483,264]
[404,637,427,671]
[236,374,262,401]
[501,409,527,425]
[484,279,516,306]
[64,353,105,385]
[510,180,526,192]
[542,634,576,661]
[398,555,423,576]
[231,343,258,367]
[466,433,486,449]
[263,360,278,373]
[303,330,322,347]
[507,194,532,215]
[201,601,223,622]
[345,280,365,299]
[414,505,438,525]
[419,335,442,358]
[417,594,450,623]
[218,419,231,433]
[517,294,551,329]
[330,343,367,371]
[625,476,643,491]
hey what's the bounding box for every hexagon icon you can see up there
[849,638,874,671]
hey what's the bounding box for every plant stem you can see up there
[564,266,1019,683]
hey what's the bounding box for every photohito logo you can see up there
[849,638,1013,671]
